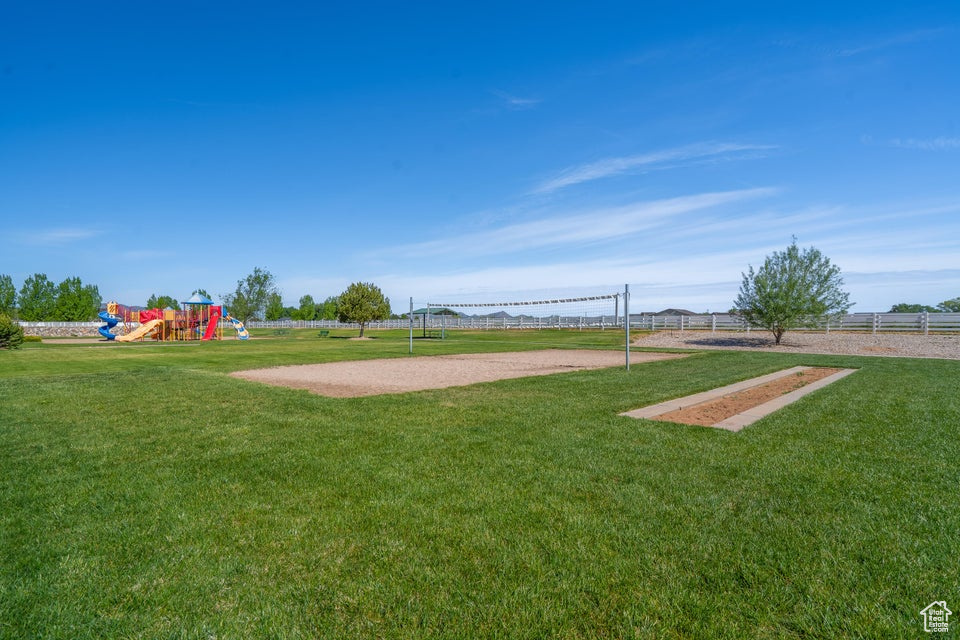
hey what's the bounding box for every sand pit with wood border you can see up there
[622,366,857,432]
[231,349,686,397]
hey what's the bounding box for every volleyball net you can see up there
[424,293,621,330]
[407,286,632,366]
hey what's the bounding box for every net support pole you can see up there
[409,297,413,354]
[624,284,630,371]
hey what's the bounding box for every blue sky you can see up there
[3,1,960,312]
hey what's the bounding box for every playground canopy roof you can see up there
[183,294,214,305]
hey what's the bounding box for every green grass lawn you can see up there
[1,330,958,638]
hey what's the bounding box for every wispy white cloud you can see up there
[358,194,960,312]
[828,28,948,58]
[19,227,102,245]
[532,142,776,194]
[391,187,777,259]
[889,137,960,150]
[370,236,960,313]
[491,89,540,110]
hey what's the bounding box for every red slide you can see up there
[202,306,222,341]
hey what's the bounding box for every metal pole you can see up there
[624,284,630,371]
[409,297,413,354]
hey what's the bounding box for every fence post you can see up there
[624,284,630,371]
[923,310,929,335]
[711,313,716,332]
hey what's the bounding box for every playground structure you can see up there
[98,294,249,342]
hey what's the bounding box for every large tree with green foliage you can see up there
[889,303,938,313]
[17,273,57,321]
[733,239,851,345]
[222,267,280,323]
[297,295,317,321]
[318,296,338,320]
[52,278,101,321]
[336,282,390,337]
[938,297,960,313]
[146,294,181,310]
[0,274,16,318]
[264,292,286,321]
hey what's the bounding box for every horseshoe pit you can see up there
[622,366,857,432]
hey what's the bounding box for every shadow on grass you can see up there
[679,335,778,348]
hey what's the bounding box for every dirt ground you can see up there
[231,349,685,397]
[652,367,843,426]
[633,330,960,359]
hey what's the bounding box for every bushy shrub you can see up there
[23,335,42,343]
[0,313,24,349]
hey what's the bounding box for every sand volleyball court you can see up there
[231,349,685,397]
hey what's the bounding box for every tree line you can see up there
[888,299,960,313]
[0,268,393,335]
[222,267,391,336]
[0,273,102,321]
[264,293,340,322]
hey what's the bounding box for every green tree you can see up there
[53,277,102,321]
[733,239,851,345]
[192,288,212,299]
[17,273,57,321]
[146,294,181,310]
[222,267,280,323]
[0,274,16,318]
[318,296,338,320]
[937,297,960,313]
[0,313,24,349]
[298,295,317,321]
[336,282,390,337]
[264,292,286,320]
[889,303,938,313]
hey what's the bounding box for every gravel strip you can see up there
[633,331,960,360]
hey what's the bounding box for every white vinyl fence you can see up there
[19,312,960,336]
[628,312,960,334]
[249,311,960,334]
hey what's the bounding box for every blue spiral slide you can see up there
[98,311,119,340]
